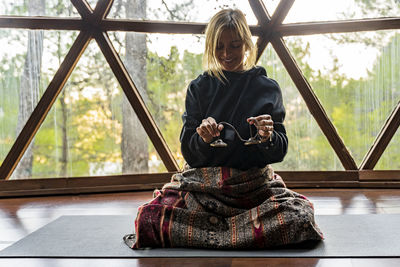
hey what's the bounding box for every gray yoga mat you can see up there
[1,214,399,258]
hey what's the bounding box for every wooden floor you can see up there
[1,188,400,266]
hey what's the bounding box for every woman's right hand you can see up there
[196,117,224,143]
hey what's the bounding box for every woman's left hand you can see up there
[247,115,274,141]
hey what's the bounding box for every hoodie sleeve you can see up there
[256,78,288,164]
[179,80,213,168]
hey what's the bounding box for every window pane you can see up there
[376,130,400,170]
[0,29,75,175]
[262,0,279,16]
[284,30,400,167]
[0,0,80,17]
[107,0,259,25]
[11,39,167,179]
[86,0,97,10]
[284,0,400,23]
[112,32,205,170]
[259,44,343,171]
[370,33,400,170]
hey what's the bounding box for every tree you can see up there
[122,0,149,173]
[13,0,45,179]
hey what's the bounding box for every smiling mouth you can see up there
[222,58,234,64]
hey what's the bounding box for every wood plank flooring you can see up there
[1,188,400,266]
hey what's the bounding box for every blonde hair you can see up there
[203,9,257,82]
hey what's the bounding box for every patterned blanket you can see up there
[124,165,323,249]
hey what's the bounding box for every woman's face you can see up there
[216,29,245,72]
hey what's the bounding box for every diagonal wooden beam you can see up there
[249,0,271,25]
[0,31,92,180]
[360,101,400,170]
[255,36,270,62]
[269,0,295,29]
[93,31,179,172]
[249,0,271,61]
[270,36,358,170]
[249,0,295,61]
[70,0,93,19]
[257,0,295,60]
[92,0,114,25]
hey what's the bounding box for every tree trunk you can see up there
[13,0,45,179]
[59,91,68,177]
[122,0,149,173]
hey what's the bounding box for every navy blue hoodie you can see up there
[180,66,288,170]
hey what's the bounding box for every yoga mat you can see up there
[1,215,399,258]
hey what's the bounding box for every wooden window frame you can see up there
[1,0,400,197]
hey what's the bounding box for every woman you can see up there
[180,9,287,170]
[124,9,323,249]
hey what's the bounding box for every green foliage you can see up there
[353,0,400,16]
[146,47,203,170]
[368,33,400,169]
[0,55,21,164]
